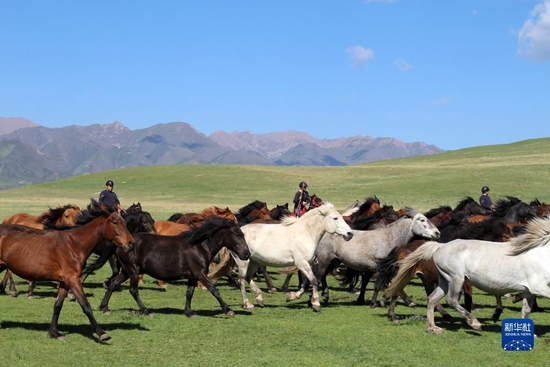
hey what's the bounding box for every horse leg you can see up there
[492,295,504,322]
[48,284,70,339]
[426,282,447,334]
[195,274,235,317]
[27,281,36,299]
[234,255,255,310]
[127,272,151,315]
[247,265,265,308]
[1,269,17,297]
[260,266,277,292]
[100,270,130,314]
[104,255,122,291]
[314,258,341,304]
[280,272,294,293]
[64,279,110,341]
[418,274,454,323]
[183,279,198,317]
[445,279,482,332]
[293,262,321,312]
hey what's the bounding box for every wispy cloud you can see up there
[517,0,550,62]
[431,97,451,106]
[346,45,374,68]
[394,59,413,72]
[471,10,478,16]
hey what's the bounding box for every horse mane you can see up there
[236,200,267,219]
[167,213,184,222]
[453,197,477,212]
[183,216,236,245]
[186,207,236,224]
[493,196,523,217]
[77,199,113,225]
[508,217,550,256]
[461,217,510,242]
[37,204,79,225]
[270,203,290,220]
[400,207,419,218]
[424,206,452,219]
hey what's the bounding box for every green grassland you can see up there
[0,138,549,366]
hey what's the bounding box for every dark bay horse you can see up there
[84,217,250,317]
[0,199,134,340]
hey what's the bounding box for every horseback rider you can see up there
[293,181,311,217]
[99,180,123,213]
[479,186,494,211]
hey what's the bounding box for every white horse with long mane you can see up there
[386,216,550,334]
[232,203,353,312]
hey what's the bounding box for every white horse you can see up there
[313,207,441,306]
[232,203,353,312]
[386,216,550,334]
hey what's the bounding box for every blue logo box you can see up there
[502,318,534,351]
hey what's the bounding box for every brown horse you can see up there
[155,206,237,235]
[342,196,381,224]
[0,199,134,341]
[1,204,82,296]
[2,203,81,229]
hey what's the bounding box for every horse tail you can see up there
[82,241,118,282]
[384,241,442,298]
[339,266,361,289]
[207,247,235,281]
[374,246,402,291]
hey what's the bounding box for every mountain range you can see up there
[0,117,445,190]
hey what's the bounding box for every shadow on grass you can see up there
[106,306,253,318]
[0,321,149,342]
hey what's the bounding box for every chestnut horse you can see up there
[0,199,134,341]
[1,204,82,296]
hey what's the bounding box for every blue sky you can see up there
[1,1,549,151]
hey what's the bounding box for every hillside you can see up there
[0,118,445,190]
[0,137,547,221]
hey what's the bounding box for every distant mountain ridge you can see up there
[0,118,445,189]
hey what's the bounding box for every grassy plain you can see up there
[0,138,549,366]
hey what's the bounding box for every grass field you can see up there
[0,138,549,366]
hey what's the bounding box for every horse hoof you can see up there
[102,310,112,315]
[312,305,321,312]
[99,333,111,342]
[27,295,34,300]
[244,304,255,311]
[10,292,17,297]
[408,302,416,308]
[268,288,278,293]
[427,326,443,335]
[226,310,235,317]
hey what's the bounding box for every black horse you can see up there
[83,216,251,317]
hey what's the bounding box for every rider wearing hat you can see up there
[293,181,311,218]
[479,186,494,211]
[99,180,123,213]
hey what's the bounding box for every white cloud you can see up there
[431,97,451,106]
[518,0,550,62]
[346,45,374,68]
[394,59,413,72]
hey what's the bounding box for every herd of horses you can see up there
[1,192,550,342]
